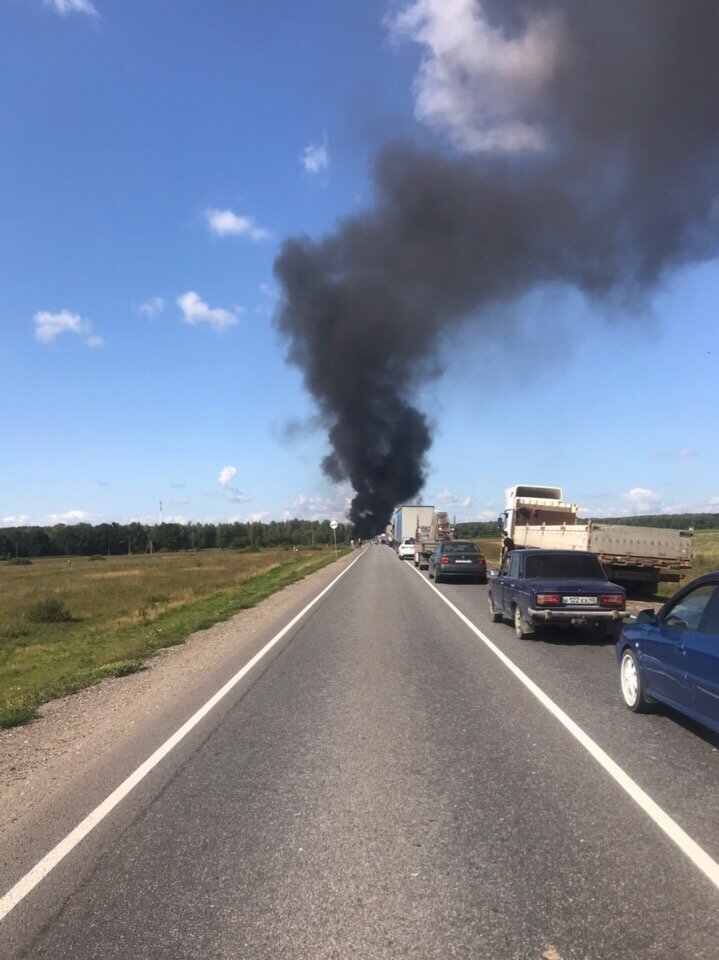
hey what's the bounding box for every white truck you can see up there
[502,484,693,595]
[392,504,434,551]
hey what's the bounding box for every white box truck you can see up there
[392,504,435,551]
[502,484,692,595]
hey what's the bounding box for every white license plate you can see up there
[562,596,597,605]
[455,559,471,564]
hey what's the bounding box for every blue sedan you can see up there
[616,572,719,734]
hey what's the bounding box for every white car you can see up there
[398,537,415,560]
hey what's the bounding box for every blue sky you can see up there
[2,0,718,528]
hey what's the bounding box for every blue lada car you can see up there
[488,549,629,640]
[616,572,719,734]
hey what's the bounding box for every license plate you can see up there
[562,596,597,605]
[455,559,471,564]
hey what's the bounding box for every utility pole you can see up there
[159,500,163,524]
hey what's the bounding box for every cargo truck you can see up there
[501,484,693,595]
[392,504,434,551]
[414,510,453,568]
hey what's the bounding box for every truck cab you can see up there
[502,485,577,537]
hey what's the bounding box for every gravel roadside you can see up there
[0,551,358,839]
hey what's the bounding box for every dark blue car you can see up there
[616,572,719,734]
[488,549,629,640]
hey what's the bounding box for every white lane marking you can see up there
[409,564,719,891]
[0,551,366,922]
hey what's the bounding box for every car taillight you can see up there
[440,556,450,564]
[474,556,486,564]
[536,594,561,606]
[600,594,624,608]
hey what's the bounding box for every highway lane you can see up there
[3,545,719,959]
[414,558,719,866]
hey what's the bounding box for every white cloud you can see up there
[135,296,165,319]
[436,487,472,509]
[707,497,719,508]
[283,491,351,522]
[45,0,98,16]
[622,487,663,514]
[231,511,272,524]
[205,209,270,241]
[33,309,102,347]
[1,515,31,527]
[300,137,329,174]
[388,0,564,153]
[218,465,237,488]
[177,291,239,331]
[44,509,97,524]
[649,446,698,459]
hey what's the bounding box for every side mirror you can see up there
[636,609,657,625]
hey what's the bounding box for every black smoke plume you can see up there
[274,2,719,537]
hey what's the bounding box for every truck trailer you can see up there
[414,511,454,568]
[392,504,435,550]
[502,484,692,595]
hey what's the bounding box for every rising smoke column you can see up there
[274,1,719,537]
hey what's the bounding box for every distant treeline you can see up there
[454,522,503,539]
[0,519,350,559]
[588,513,719,530]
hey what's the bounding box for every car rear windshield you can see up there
[524,554,606,579]
[442,542,479,554]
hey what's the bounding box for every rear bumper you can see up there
[439,566,487,578]
[528,607,630,623]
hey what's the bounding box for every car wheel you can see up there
[488,592,503,623]
[620,648,653,712]
[435,569,444,584]
[428,565,434,580]
[514,605,534,639]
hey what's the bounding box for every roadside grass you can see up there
[657,529,719,598]
[0,547,346,729]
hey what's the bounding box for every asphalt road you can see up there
[2,545,719,959]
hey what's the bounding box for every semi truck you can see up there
[414,510,453,568]
[502,484,693,595]
[392,504,434,551]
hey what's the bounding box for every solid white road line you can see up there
[0,550,366,923]
[409,563,719,892]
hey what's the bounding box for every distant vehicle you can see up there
[616,572,719,733]
[392,505,434,551]
[428,540,487,584]
[501,483,692,595]
[398,537,416,560]
[488,548,628,640]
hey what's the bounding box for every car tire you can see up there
[435,569,444,584]
[619,648,653,712]
[428,565,434,580]
[514,605,534,640]
[488,592,503,623]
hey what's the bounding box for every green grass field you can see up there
[0,546,345,729]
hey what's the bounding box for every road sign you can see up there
[330,520,338,530]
